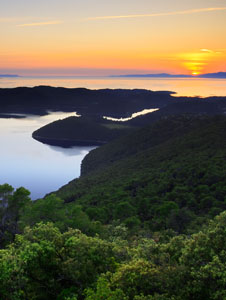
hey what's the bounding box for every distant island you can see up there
[112,72,226,78]
[0,74,19,78]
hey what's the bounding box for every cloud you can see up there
[200,49,213,53]
[85,7,226,21]
[200,49,224,54]
[17,21,63,27]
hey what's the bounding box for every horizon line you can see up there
[1,71,226,78]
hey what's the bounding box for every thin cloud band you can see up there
[86,7,226,21]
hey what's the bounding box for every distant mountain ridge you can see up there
[1,72,226,78]
[0,74,19,78]
[199,72,226,78]
[112,72,226,78]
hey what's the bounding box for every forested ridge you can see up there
[57,115,226,233]
[31,93,226,147]
[32,116,133,146]
[0,87,172,117]
[1,115,226,299]
[2,86,226,148]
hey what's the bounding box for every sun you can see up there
[178,51,212,76]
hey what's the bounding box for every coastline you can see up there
[32,134,107,147]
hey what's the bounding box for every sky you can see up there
[0,0,226,76]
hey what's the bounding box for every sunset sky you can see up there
[1,0,226,76]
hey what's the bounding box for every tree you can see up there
[0,184,31,246]
[0,222,117,299]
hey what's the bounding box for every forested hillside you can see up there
[55,115,226,233]
[1,115,226,299]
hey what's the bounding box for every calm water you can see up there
[0,76,226,199]
[1,76,226,97]
[0,112,95,200]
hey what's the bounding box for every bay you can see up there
[0,112,95,200]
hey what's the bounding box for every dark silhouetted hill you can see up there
[32,115,133,147]
[32,95,226,146]
[0,86,172,116]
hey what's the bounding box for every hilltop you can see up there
[32,115,133,147]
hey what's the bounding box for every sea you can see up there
[0,76,226,199]
[1,76,226,97]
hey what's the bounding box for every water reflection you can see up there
[104,108,159,122]
[48,145,96,156]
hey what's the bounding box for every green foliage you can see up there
[0,223,117,299]
[0,184,31,246]
[85,278,128,300]
[179,212,226,300]
[114,201,135,220]
[21,194,65,227]
[57,116,226,234]
[20,195,103,236]
[85,211,226,300]
[0,206,226,299]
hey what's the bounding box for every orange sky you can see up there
[1,0,226,75]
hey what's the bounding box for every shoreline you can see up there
[32,134,107,147]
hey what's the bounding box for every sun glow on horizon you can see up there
[176,49,224,76]
[1,1,226,76]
